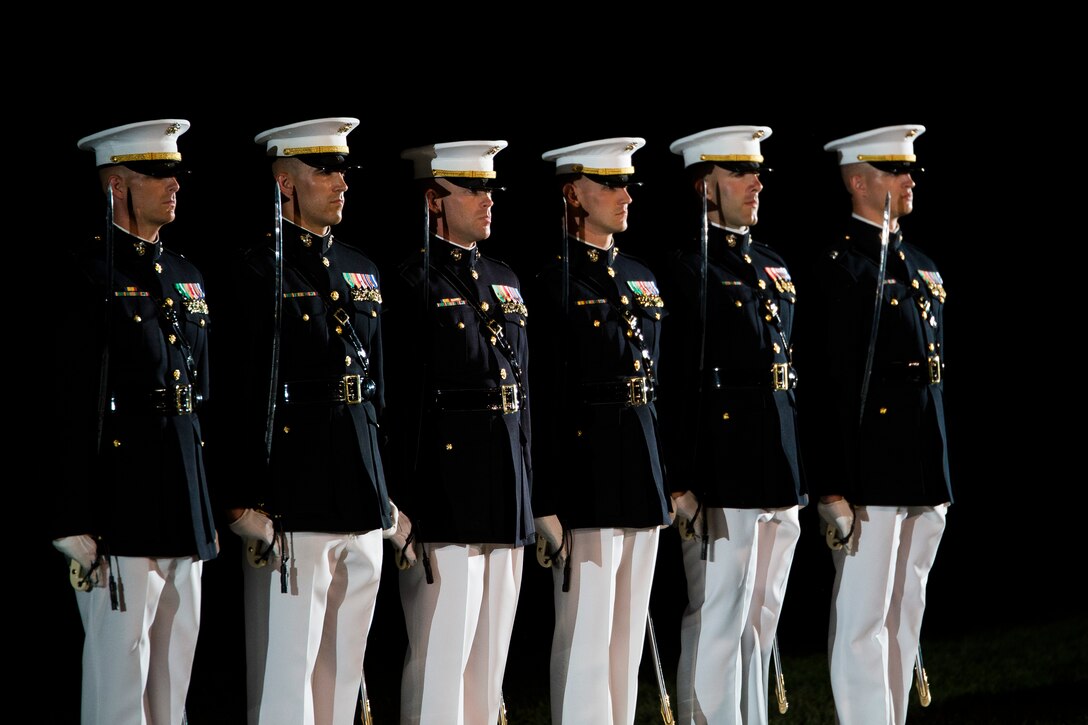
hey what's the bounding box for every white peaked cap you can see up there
[254,117,360,157]
[541,137,646,176]
[401,140,509,181]
[669,125,771,168]
[78,119,189,167]
[823,124,926,165]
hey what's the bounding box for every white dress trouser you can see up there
[828,504,948,725]
[399,543,524,725]
[76,555,203,725]
[550,526,661,725]
[244,529,383,725]
[677,506,801,725]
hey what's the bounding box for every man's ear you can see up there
[425,187,443,215]
[275,172,293,200]
[563,182,580,208]
[107,174,126,200]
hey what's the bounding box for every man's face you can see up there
[122,170,180,232]
[705,165,763,229]
[280,161,348,232]
[433,179,494,245]
[860,165,916,222]
[570,177,632,238]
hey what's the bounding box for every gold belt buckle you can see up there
[342,375,364,404]
[771,363,790,391]
[626,377,650,406]
[499,384,520,414]
[174,384,194,414]
[927,355,941,384]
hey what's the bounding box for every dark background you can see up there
[24,62,1074,721]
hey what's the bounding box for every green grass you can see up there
[497,614,1088,725]
[183,611,1087,723]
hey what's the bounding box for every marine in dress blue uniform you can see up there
[531,138,671,725]
[54,119,216,725]
[662,126,807,725]
[388,141,532,725]
[803,125,952,725]
[220,118,398,725]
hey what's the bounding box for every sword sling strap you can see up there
[571,259,656,389]
[158,296,200,384]
[291,253,376,387]
[727,243,795,371]
[429,262,527,404]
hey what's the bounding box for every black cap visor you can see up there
[583,172,640,189]
[120,159,189,178]
[714,160,766,175]
[442,176,505,192]
[293,152,360,172]
[868,160,922,176]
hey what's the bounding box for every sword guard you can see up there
[536,534,552,568]
[678,516,695,541]
[69,559,93,592]
[246,540,273,568]
[825,523,844,550]
[395,533,415,571]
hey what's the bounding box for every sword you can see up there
[95,186,115,456]
[418,197,435,585]
[256,178,288,589]
[771,634,788,715]
[264,178,284,466]
[646,615,675,724]
[859,191,892,427]
[685,176,711,557]
[914,646,931,707]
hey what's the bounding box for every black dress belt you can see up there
[582,376,656,407]
[434,384,521,415]
[283,374,376,405]
[875,356,942,385]
[109,384,201,415]
[708,363,797,391]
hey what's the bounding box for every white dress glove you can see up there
[382,501,400,539]
[672,491,699,523]
[818,498,855,552]
[53,535,104,589]
[672,490,700,540]
[229,509,276,567]
[229,509,274,545]
[534,515,565,568]
[387,503,417,569]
